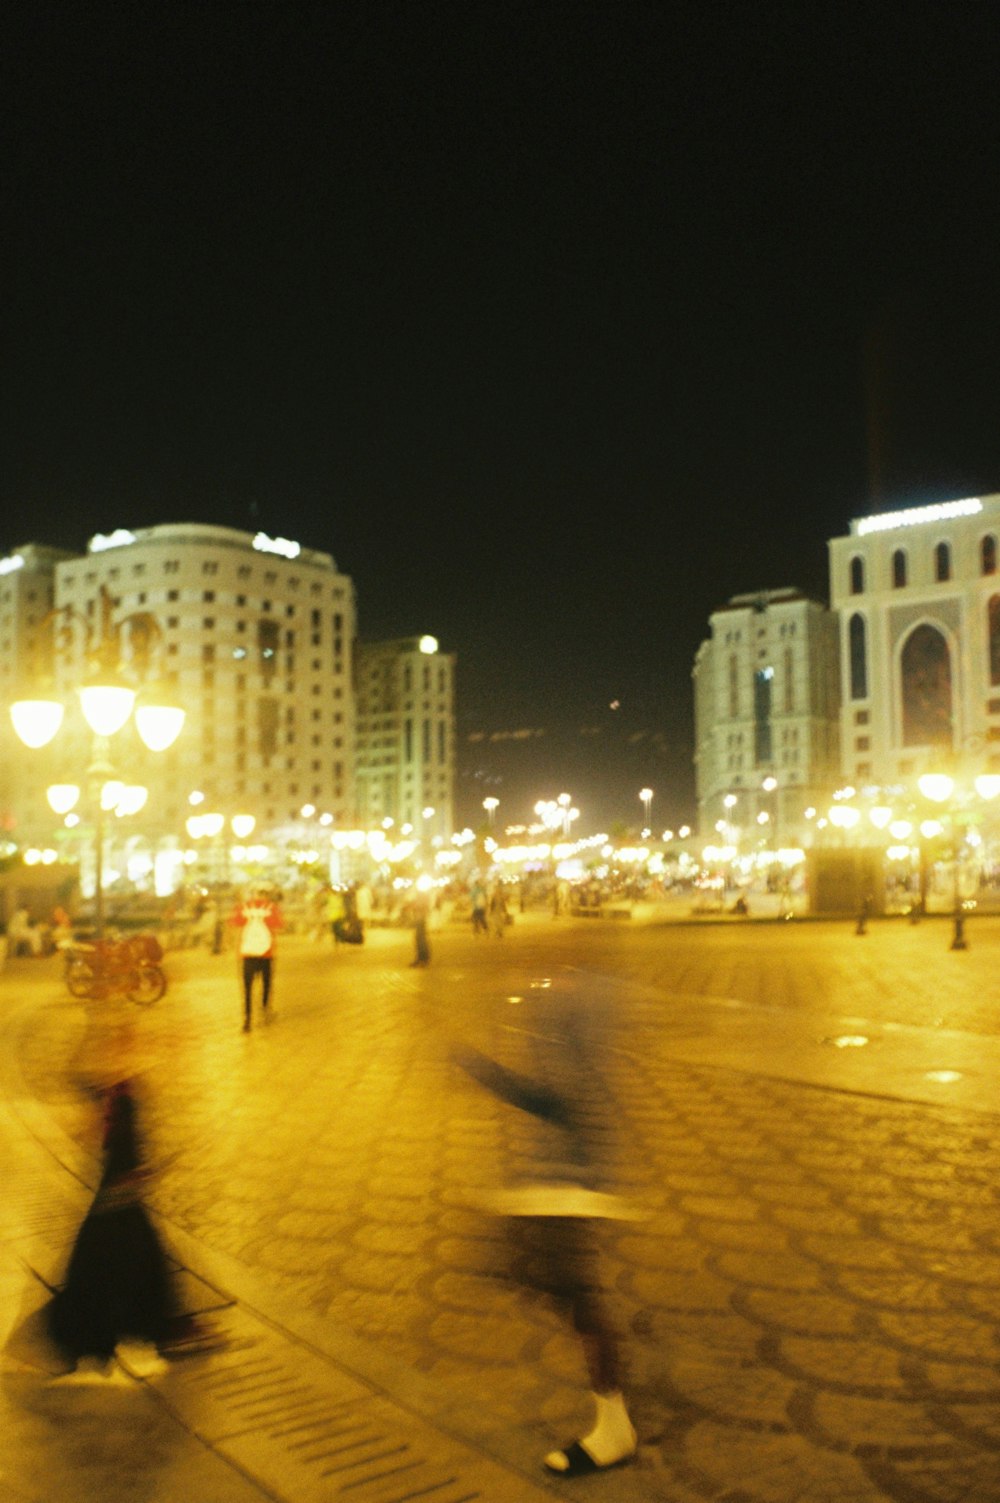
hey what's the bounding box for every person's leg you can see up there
[544,1219,636,1474]
[241,957,254,1029]
[260,956,273,1014]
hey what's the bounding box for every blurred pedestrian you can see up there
[452,971,639,1476]
[354,881,373,940]
[326,885,347,944]
[46,1068,179,1380]
[470,879,488,935]
[230,886,283,1030]
[410,889,431,967]
[489,884,509,938]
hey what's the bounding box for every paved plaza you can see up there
[3,909,1000,1501]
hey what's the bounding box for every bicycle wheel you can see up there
[66,960,97,998]
[127,965,167,1005]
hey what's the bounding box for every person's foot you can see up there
[51,1355,132,1385]
[242,1019,251,1032]
[544,1391,636,1474]
[544,1439,635,1475]
[115,1341,169,1378]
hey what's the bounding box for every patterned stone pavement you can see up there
[6,911,1000,1501]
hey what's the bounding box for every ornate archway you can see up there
[901,624,952,748]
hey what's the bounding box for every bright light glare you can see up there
[78,682,135,736]
[10,698,65,748]
[47,784,80,815]
[918,773,954,803]
[135,703,185,751]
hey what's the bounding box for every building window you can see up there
[901,624,952,747]
[982,535,997,575]
[728,654,739,718]
[753,668,773,764]
[892,549,907,589]
[989,596,1000,687]
[849,556,865,595]
[783,647,794,713]
[854,709,869,725]
[934,541,951,582]
[849,613,868,700]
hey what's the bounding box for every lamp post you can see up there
[10,586,184,938]
[639,787,653,833]
[483,796,498,829]
[917,772,1000,950]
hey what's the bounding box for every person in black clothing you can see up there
[46,1075,179,1379]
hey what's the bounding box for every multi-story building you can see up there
[4,524,356,864]
[829,493,1000,787]
[0,542,77,839]
[354,636,455,843]
[692,588,841,848]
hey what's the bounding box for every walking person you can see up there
[410,888,431,967]
[46,1065,180,1380]
[452,969,640,1476]
[489,883,509,938]
[326,884,347,945]
[470,879,489,935]
[230,886,283,1031]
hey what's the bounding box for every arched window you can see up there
[892,549,907,589]
[849,614,867,701]
[934,541,951,582]
[989,596,1000,686]
[982,535,997,575]
[901,624,952,747]
[849,556,865,595]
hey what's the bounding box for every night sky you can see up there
[6,3,1000,831]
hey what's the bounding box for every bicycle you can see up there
[64,933,168,1005]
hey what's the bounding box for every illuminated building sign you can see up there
[0,554,25,575]
[857,498,983,536]
[253,532,300,559]
[90,529,137,552]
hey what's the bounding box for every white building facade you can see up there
[829,494,1000,787]
[693,588,841,849]
[0,543,77,839]
[3,524,357,873]
[354,636,455,844]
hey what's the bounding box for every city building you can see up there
[3,525,357,880]
[829,493,1000,787]
[692,588,841,850]
[0,542,77,839]
[354,636,456,844]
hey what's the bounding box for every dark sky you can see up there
[6,2,1000,831]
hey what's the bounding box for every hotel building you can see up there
[354,636,456,844]
[692,588,841,848]
[828,494,1000,787]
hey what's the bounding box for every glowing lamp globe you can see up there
[47,784,81,815]
[135,703,185,751]
[231,814,256,839]
[918,773,954,804]
[78,681,136,737]
[975,775,1000,801]
[10,698,65,748]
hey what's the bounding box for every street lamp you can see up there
[10,585,184,937]
[917,771,1000,950]
[639,787,653,831]
[483,796,499,828]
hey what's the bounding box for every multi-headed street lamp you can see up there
[9,585,185,937]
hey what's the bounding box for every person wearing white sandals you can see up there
[452,969,640,1477]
